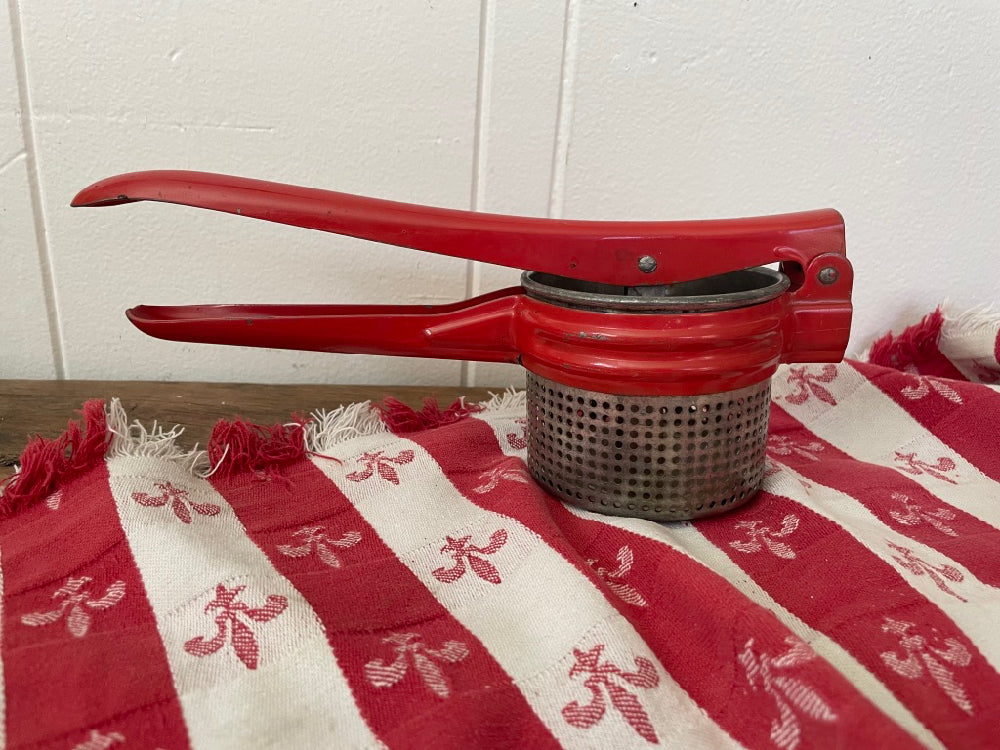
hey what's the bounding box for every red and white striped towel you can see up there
[2,307,999,749]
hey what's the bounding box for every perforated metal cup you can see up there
[525,373,770,520]
[521,268,783,521]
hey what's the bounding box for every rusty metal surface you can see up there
[525,371,771,521]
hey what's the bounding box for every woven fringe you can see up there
[107,399,207,473]
[0,399,108,517]
[1,399,215,517]
[2,389,529,517]
[376,397,483,434]
[205,418,307,478]
[372,388,526,436]
[304,401,387,456]
[867,308,944,370]
[942,303,1000,336]
[479,388,527,412]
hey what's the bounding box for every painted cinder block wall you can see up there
[2,1,998,386]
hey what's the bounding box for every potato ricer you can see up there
[73,171,852,521]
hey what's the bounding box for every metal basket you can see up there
[525,372,771,521]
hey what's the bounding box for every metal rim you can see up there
[522,267,790,312]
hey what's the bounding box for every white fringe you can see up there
[2,464,20,489]
[479,388,526,412]
[105,398,209,475]
[303,401,387,455]
[941,303,1000,338]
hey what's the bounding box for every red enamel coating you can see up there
[125,271,851,396]
[75,170,853,396]
[515,296,788,396]
[73,170,844,287]
[126,289,523,364]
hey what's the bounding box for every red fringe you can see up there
[377,397,482,434]
[1,399,109,517]
[868,308,944,370]
[206,418,308,478]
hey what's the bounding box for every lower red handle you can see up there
[126,275,851,395]
[126,289,522,364]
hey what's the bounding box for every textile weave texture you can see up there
[2,308,999,749]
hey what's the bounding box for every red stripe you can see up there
[400,417,920,749]
[1,464,189,748]
[852,360,1000,482]
[209,459,560,750]
[694,487,1000,748]
[769,403,1000,586]
[913,351,969,380]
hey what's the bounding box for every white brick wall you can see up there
[3,1,998,386]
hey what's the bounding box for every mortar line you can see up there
[8,0,65,378]
[548,0,581,220]
[462,0,495,388]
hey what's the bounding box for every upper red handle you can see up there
[72,170,845,287]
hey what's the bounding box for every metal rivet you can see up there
[638,255,657,273]
[817,266,839,285]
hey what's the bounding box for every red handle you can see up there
[126,288,522,363]
[73,170,845,287]
[124,280,852,396]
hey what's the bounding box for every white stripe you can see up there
[105,456,381,750]
[773,363,1000,532]
[560,506,946,750]
[313,431,745,749]
[478,407,529,460]
[767,460,1000,672]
